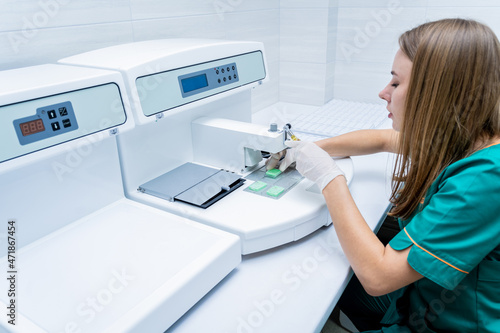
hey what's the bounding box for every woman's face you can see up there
[379,49,413,131]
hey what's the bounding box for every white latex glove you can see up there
[265,150,286,170]
[281,141,345,191]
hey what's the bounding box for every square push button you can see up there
[267,186,285,197]
[51,122,61,131]
[265,169,282,179]
[59,107,68,116]
[248,181,267,192]
[62,119,72,128]
[47,110,57,119]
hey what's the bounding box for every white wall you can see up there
[0,0,280,112]
[279,0,338,106]
[334,0,500,104]
[0,0,499,110]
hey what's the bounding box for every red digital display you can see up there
[19,119,45,136]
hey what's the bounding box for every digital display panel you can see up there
[181,74,208,93]
[19,119,45,136]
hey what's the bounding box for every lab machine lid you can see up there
[0,64,129,109]
[59,39,265,72]
[59,39,268,124]
[0,64,134,163]
[138,162,246,208]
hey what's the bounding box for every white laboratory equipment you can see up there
[59,39,353,254]
[0,64,240,332]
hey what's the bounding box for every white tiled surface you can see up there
[129,0,217,20]
[426,0,500,7]
[332,2,500,104]
[131,16,226,41]
[279,1,338,106]
[0,0,132,30]
[338,0,427,7]
[0,0,280,111]
[281,0,337,9]
[1,1,499,109]
[335,7,426,63]
[280,9,331,64]
[0,22,134,70]
[225,9,280,63]
[280,61,330,105]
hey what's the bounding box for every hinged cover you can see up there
[138,162,245,208]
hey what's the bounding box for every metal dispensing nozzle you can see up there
[283,123,300,141]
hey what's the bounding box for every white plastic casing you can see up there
[59,39,268,125]
[0,63,240,332]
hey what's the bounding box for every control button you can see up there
[218,79,221,83]
[227,67,230,72]
[59,107,68,116]
[216,70,219,75]
[51,122,61,131]
[269,123,278,132]
[47,110,57,119]
[228,76,232,80]
[234,74,237,79]
[248,181,267,192]
[62,119,72,128]
[232,65,235,70]
[223,77,226,82]
[221,68,225,73]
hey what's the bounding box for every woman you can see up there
[279,18,500,332]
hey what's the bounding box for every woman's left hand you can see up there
[282,141,345,191]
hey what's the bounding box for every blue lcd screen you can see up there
[181,74,208,93]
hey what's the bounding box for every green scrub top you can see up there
[380,143,500,332]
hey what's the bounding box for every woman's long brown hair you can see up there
[390,19,500,220]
